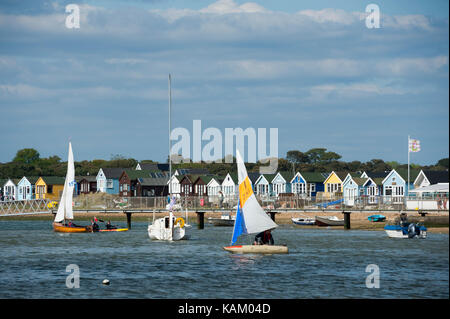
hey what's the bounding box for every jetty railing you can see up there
[2,194,446,215]
[0,198,52,216]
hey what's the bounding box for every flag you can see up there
[409,138,421,152]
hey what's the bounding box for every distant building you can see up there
[17,176,39,200]
[254,174,275,197]
[96,168,125,194]
[76,176,97,195]
[35,176,65,200]
[2,178,18,200]
[323,171,347,198]
[414,170,449,189]
[135,162,169,171]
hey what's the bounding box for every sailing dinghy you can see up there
[53,142,92,233]
[223,149,288,254]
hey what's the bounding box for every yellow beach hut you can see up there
[35,176,66,200]
[323,171,348,199]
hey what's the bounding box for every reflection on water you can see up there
[0,220,448,298]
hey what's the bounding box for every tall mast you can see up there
[169,74,172,196]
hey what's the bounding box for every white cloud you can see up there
[199,0,267,14]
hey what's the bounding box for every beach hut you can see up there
[271,172,294,197]
[76,176,97,195]
[221,173,238,198]
[301,172,326,197]
[254,174,275,197]
[17,176,38,200]
[323,171,347,199]
[206,177,223,197]
[2,179,18,201]
[179,175,196,197]
[342,174,367,206]
[35,176,65,200]
[96,168,124,194]
[168,175,183,197]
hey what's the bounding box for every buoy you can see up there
[102,279,110,285]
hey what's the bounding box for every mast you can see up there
[407,135,410,197]
[169,74,172,197]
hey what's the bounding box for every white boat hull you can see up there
[148,217,186,241]
[223,245,288,254]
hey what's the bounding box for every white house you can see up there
[207,177,222,197]
[414,170,449,189]
[167,175,182,197]
[3,179,18,200]
[221,173,238,198]
[254,174,275,197]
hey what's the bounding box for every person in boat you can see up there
[254,230,274,245]
[91,219,100,232]
[105,220,117,230]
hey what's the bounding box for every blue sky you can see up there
[0,0,448,165]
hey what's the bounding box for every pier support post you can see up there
[196,211,205,229]
[343,211,351,229]
[268,211,277,222]
[125,212,132,229]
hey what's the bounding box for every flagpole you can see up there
[407,135,410,197]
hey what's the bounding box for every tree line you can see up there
[0,147,448,179]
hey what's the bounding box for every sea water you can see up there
[0,221,448,298]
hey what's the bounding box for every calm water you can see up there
[0,220,448,299]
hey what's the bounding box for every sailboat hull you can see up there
[53,222,92,233]
[223,245,288,254]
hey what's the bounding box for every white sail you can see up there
[236,149,277,234]
[54,142,75,222]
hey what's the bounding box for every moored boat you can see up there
[208,213,235,226]
[384,223,427,239]
[291,217,316,226]
[368,214,386,222]
[314,215,344,226]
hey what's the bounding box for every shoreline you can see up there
[1,211,448,234]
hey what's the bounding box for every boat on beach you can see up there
[314,215,344,226]
[53,142,92,233]
[368,214,386,222]
[291,216,316,225]
[223,149,288,254]
[208,213,235,226]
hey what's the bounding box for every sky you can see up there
[0,0,448,165]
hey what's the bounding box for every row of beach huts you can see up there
[0,162,448,207]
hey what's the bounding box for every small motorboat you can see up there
[291,217,316,226]
[314,216,344,226]
[368,214,386,222]
[384,222,427,239]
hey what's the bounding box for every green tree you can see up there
[13,148,40,164]
[305,148,327,164]
[437,158,449,168]
[286,150,309,164]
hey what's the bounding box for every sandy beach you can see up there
[2,210,448,234]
